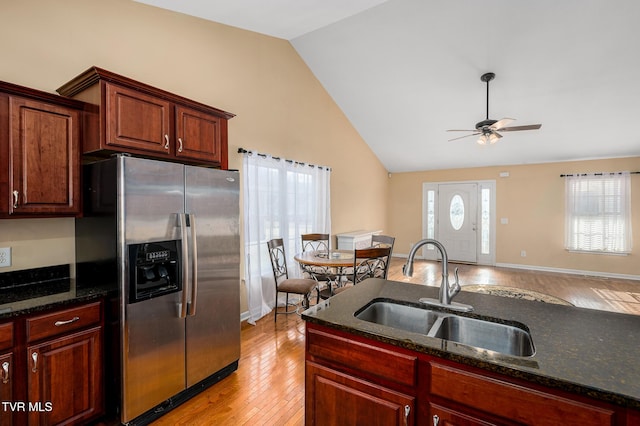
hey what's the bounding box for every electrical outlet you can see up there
[520,250,527,257]
[0,247,11,267]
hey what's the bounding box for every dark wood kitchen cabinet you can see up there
[0,300,104,426]
[306,322,633,426]
[0,322,15,426]
[57,67,234,169]
[306,362,414,426]
[428,362,616,426]
[0,81,83,218]
[305,326,416,425]
[27,327,102,425]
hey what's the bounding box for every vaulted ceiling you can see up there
[135,0,640,172]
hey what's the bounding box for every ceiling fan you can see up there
[447,72,542,145]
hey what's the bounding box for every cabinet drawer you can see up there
[0,322,13,351]
[430,363,616,426]
[307,327,417,387]
[27,301,101,343]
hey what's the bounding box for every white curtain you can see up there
[565,172,632,253]
[242,152,331,324]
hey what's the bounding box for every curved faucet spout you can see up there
[403,239,467,309]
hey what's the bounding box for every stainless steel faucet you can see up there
[403,239,473,312]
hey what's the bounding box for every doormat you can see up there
[462,285,573,306]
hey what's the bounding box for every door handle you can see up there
[12,190,19,208]
[54,316,80,326]
[179,213,189,319]
[31,351,38,373]
[1,361,9,384]
[164,134,170,150]
[188,213,198,316]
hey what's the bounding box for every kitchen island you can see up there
[302,278,640,425]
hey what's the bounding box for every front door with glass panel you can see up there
[437,183,478,263]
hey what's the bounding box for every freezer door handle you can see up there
[179,213,189,318]
[188,213,198,316]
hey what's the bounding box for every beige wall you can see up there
[390,157,640,277]
[1,0,637,313]
[0,0,389,311]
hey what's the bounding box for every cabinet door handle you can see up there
[31,352,38,373]
[432,414,439,426]
[54,316,80,327]
[404,405,411,426]
[12,190,19,208]
[164,134,170,150]
[1,361,9,384]
[178,137,183,153]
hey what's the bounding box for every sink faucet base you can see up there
[418,297,473,313]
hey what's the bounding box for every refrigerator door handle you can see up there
[188,213,198,316]
[179,213,189,318]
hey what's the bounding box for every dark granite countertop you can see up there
[302,278,640,410]
[0,281,113,320]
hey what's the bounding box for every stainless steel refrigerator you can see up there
[76,155,240,424]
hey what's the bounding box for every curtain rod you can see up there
[237,147,331,171]
[560,171,640,177]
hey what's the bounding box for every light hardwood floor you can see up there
[151,258,640,425]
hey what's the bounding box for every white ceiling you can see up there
[135,0,640,172]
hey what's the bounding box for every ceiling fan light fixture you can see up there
[447,72,542,143]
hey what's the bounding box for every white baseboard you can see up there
[495,262,640,282]
[240,311,251,322]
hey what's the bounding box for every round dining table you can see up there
[294,250,354,298]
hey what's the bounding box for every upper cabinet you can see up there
[0,81,83,218]
[57,67,234,169]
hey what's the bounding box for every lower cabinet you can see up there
[27,327,103,425]
[306,362,414,426]
[305,322,634,426]
[428,362,616,426]
[429,403,496,426]
[1,352,14,426]
[0,300,104,426]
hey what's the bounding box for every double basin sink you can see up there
[355,300,535,357]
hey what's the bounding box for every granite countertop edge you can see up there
[302,278,640,410]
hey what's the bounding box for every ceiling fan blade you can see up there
[446,129,477,132]
[448,132,480,141]
[491,118,515,130]
[499,124,542,132]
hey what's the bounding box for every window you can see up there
[426,189,435,250]
[565,172,632,253]
[480,187,491,255]
[242,152,331,323]
[449,194,465,230]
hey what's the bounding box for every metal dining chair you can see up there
[300,233,339,297]
[371,234,395,255]
[333,246,392,295]
[267,238,318,321]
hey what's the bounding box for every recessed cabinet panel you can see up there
[175,105,221,163]
[9,97,80,216]
[106,83,171,155]
[27,327,103,425]
[0,322,13,351]
[306,362,414,426]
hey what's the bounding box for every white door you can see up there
[437,183,478,263]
